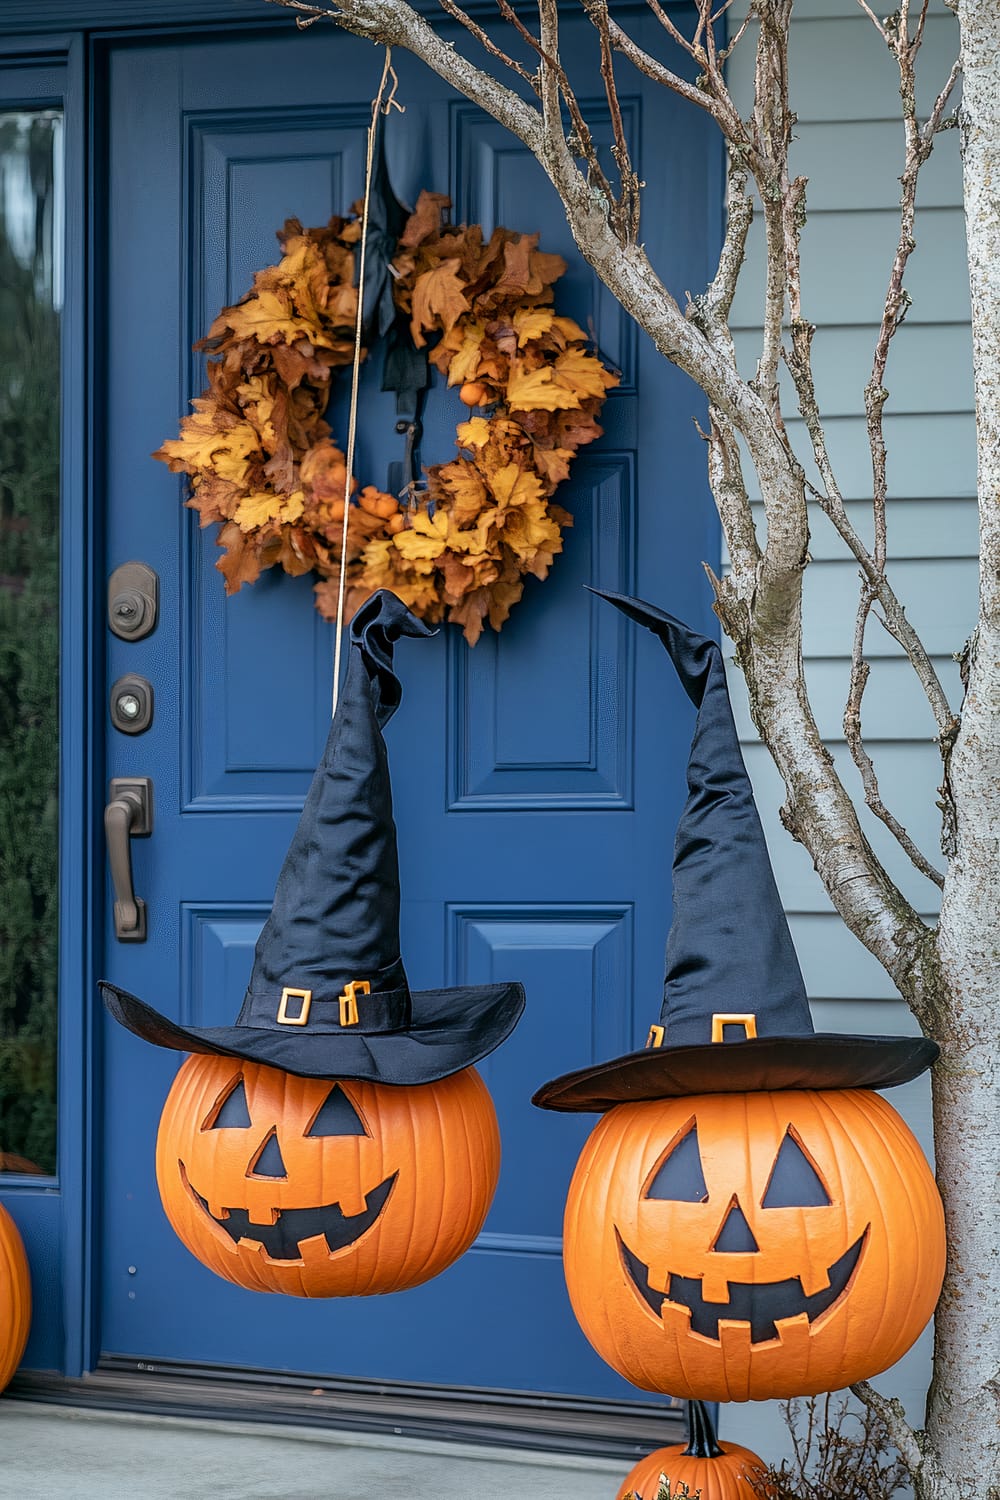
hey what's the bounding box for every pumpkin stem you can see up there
[683,1400,724,1459]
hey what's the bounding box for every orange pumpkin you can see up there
[156,1056,500,1296]
[0,1202,31,1390]
[565,1089,945,1401]
[618,1401,769,1500]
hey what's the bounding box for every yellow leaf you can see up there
[446,322,487,385]
[448,509,498,556]
[532,444,575,487]
[212,288,303,345]
[392,509,450,561]
[491,463,545,509]
[159,415,260,483]
[234,492,283,532]
[553,347,618,400]
[283,489,306,525]
[456,416,492,450]
[551,315,588,344]
[211,425,264,484]
[513,308,555,346]
[500,496,563,563]
[506,362,581,413]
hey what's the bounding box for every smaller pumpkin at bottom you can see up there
[619,1401,769,1500]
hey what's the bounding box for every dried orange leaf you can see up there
[506,363,581,412]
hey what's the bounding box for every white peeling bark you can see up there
[922,3,1000,1495]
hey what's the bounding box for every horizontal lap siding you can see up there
[720,1,968,1459]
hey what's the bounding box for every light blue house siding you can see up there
[721,0,972,1468]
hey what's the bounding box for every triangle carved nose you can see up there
[712,1197,760,1253]
[249,1131,288,1179]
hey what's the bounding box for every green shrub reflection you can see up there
[0,112,61,1176]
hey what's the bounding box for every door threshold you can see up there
[10,1357,684,1461]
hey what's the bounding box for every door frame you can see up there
[0,2,704,1454]
[0,29,93,1380]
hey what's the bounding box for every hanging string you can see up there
[331,47,402,716]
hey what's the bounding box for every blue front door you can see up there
[100,17,719,1399]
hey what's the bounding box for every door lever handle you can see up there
[105,777,153,942]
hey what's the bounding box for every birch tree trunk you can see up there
[922,3,1000,1495]
[273,1,1000,1491]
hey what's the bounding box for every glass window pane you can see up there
[0,109,62,1177]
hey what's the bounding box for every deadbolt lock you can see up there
[108,562,159,640]
[110,674,154,734]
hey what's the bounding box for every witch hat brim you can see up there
[533,588,938,1112]
[531,1033,940,1111]
[101,591,524,1085]
[101,977,525,1086]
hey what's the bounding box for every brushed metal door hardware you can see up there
[108,562,159,640]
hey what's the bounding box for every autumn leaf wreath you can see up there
[156,191,619,644]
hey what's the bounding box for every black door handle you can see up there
[105,778,153,942]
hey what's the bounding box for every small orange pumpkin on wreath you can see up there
[155,189,619,644]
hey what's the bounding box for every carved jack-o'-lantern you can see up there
[565,1088,945,1401]
[156,1055,500,1297]
[535,594,942,1402]
[617,1399,769,1500]
[0,1202,30,1391]
[102,595,524,1299]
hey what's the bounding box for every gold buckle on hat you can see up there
[338,979,371,1027]
[711,1012,757,1043]
[277,987,313,1026]
[646,1024,665,1049]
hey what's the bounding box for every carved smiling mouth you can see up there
[181,1162,397,1260]
[617,1227,868,1345]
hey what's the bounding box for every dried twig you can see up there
[603,12,740,130]
[581,0,642,240]
[645,0,701,60]
[845,590,947,887]
[493,0,616,214]
[835,2,964,880]
[756,1391,915,1498]
[435,0,538,90]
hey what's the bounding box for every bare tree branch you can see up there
[838,13,964,879]
[645,0,701,61]
[581,0,642,240]
[434,0,538,90]
[851,1381,928,1481]
[493,0,617,216]
[845,592,947,887]
[699,161,754,335]
[603,12,741,133]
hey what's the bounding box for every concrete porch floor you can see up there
[0,1399,628,1499]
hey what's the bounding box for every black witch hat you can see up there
[102,591,524,1084]
[533,589,937,1112]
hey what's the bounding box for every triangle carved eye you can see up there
[645,1123,709,1203]
[762,1130,832,1208]
[306,1084,368,1138]
[204,1077,252,1130]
